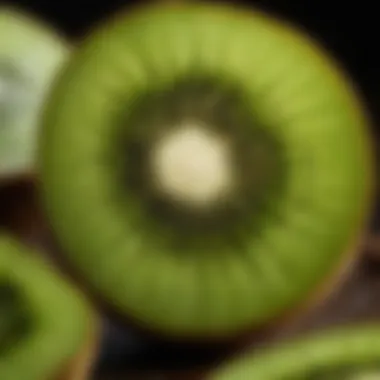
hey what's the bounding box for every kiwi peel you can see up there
[0,6,69,182]
[39,2,374,340]
[0,235,97,380]
[209,324,380,379]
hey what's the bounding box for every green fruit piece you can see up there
[0,7,69,181]
[0,235,95,380]
[39,3,373,339]
[210,325,380,379]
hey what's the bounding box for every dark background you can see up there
[9,0,380,101]
[9,0,380,176]
[4,0,380,378]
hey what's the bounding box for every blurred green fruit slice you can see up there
[211,325,380,379]
[39,3,374,340]
[0,7,69,181]
[0,235,96,380]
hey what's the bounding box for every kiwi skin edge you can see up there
[55,325,100,380]
[39,1,375,345]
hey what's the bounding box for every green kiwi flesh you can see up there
[0,235,94,380]
[210,325,380,379]
[39,3,373,339]
[0,7,69,181]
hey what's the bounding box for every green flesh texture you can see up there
[0,235,92,380]
[0,7,69,178]
[119,75,285,248]
[210,325,380,379]
[0,283,31,355]
[39,3,373,338]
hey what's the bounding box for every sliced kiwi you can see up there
[39,3,374,340]
[0,7,69,182]
[0,235,97,380]
[210,324,380,379]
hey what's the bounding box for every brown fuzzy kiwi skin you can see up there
[55,322,100,380]
[39,0,375,349]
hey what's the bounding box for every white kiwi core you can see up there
[150,122,235,208]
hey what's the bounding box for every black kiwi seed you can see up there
[0,7,69,183]
[39,3,374,341]
[0,235,97,380]
[209,324,380,379]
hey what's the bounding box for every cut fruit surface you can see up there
[210,325,380,379]
[0,235,94,380]
[0,7,69,180]
[39,3,374,339]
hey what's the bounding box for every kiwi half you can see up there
[0,235,97,380]
[209,324,380,379]
[39,3,374,340]
[0,7,69,182]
